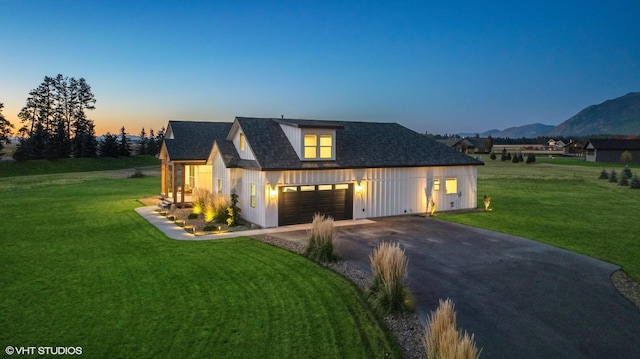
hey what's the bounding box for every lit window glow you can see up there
[445,178,458,194]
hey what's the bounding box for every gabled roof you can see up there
[584,139,640,151]
[162,121,233,161]
[162,117,484,169]
[236,117,483,170]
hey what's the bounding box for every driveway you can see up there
[277,216,640,358]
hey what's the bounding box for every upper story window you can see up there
[303,134,333,160]
[239,133,245,151]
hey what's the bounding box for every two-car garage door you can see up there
[278,183,354,226]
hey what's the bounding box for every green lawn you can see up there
[0,172,402,358]
[0,156,160,178]
[439,159,640,282]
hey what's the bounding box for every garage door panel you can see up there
[278,184,353,226]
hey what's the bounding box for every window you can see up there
[433,178,440,191]
[445,178,458,194]
[319,135,332,159]
[239,133,245,151]
[250,183,256,208]
[217,179,223,194]
[303,134,333,159]
[304,135,317,159]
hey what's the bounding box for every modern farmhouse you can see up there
[159,117,483,228]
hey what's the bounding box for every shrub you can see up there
[128,169,145,178]
[304,213,335,262]
[226,189,241,227]
[526,153,536,164]
[187,213,199,220]
[507,152,512,161]
[598,168,609,179]
[511,153,519,163]
[609,169,618,183]
[630,175,640,189]
[500,148,507,161]
[621,166,632,180]
[366,242,411,314]
[619,174,629,186]
[423,298,481,359]
[192,188,209,215]
[489,152,496,160]
[518,153,524,162]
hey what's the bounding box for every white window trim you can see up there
[301,130,335,161]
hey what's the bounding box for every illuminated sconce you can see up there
[355,183,363,194]
[269,186,278,199]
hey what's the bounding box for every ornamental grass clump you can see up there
[423,298,481,359]
[304,213,335,262]
[192,188,209,215]
[366,242,411,314]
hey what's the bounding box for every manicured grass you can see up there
[0,174,402,358]
[439,159,640,282]
[0,156,160,178]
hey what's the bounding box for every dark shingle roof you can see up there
[585,139,640,151]
[163,121,233,161]
[163,117,483,169]
[237,117,483,170]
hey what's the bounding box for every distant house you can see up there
[159,117,483,228]
[584,139,640,163]
[563,140,583,156]
[450,137,490,154]
[547,139,566,151]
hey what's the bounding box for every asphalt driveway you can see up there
[286,216,640,358]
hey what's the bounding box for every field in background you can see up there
[439,158,640,282]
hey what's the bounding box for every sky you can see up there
[1,0,639,136]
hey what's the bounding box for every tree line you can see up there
[0,74,164,160]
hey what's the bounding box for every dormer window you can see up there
[304,134,333,159]
[239,133,245,151]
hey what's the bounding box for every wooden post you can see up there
[161,161,167,196]
[180,163,186,204]
[171,163,177,205]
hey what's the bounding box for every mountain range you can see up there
[469,92,640,138]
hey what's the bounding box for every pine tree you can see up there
[621,166,632,180]
[118,126,131,157]
[526,153,536,164]
[500,148,507,161]
[619,174,629,186]
[609,169,617,183]
[99,133,119,157]
[0,102,15,157]
[490,152,496,160]
[137,127,147,155]
[146,128,158,156]
[512,152,520,163]
[598,168,609,179]
[630,175,640,189]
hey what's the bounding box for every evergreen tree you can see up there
[526,153,536,164]
[619,173,629,186]
[630,174,640,189]
[118,126,131,156]
[598,168,609,179]
[146,128,158,156]
[621,166,632,180]
[500,148,507,161]
[16,74,97,160]
[490,152,496,160]
[512,152,520,163]
[137,127,147,155]
[99,133,119,157]
[80,121,98,158]
[0,102,15,157]
[155,126,165,152]
[518,153,524,162]
[507,152,512,161]
[608,169,617,183]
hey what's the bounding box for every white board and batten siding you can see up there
[232,166,477,228]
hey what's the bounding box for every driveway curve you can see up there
[333,216,640,359]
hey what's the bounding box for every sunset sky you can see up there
[1,0,638,136]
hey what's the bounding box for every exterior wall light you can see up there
[269,186,278,199]
[355,184,363,194]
